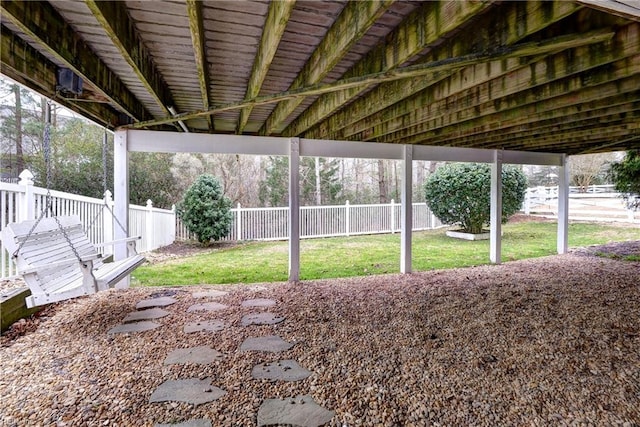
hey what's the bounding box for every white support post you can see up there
[490,150,503,264]
[236,203,242,241]
[557,154,569,254]
[146,199,154,252]
[288,138,300,282]
[345,200,350,236]
[114,130,130,288]
[17,169,35,222]
[400,145,413,274]
[102,190,114,256]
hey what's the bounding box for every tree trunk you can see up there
[13,85,24,175]
[378,159,387,203]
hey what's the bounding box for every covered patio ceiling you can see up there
[2,0,640,155]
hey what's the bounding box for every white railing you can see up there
[176,200,443,242]
[1,170,175,279]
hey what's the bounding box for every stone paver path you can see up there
[123,307,169,323]
[251,360,312,382]
[183,319,225,334]
[149,378,226,405]
[107,320,161,334]
[192,290,228,299]
[164,346,224,365]
[155,420,211,427]
[240,335,294,352]
[257,395,335,427]
[186,302,228,313]
[136,296,177,309]
[241,312,285,326]
[241,298,276,308]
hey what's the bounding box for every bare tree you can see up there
[569,153,618,191]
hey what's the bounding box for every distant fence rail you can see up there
[176,201,443,242]
[1,170,174,280]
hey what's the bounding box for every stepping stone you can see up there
[183,320,225,334]
[155,420,211,427]
[187,302,228,313]
[240,335,294,352]
[251,360,312,382]
[149,378,226,406]
[164,346,224,365]
[108,321,161,334]
[257,395,335,427]
[241,312,285,326]
[136,297,177,309]
[192,290,228,299]
[123,307,170,323]
[241,298,276,308]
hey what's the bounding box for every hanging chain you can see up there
[13,101,83,264]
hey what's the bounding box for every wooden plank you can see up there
[85,0,175,115]
[259,0,394,135]
[1,0,153,123]
[0,27,122,128]
[282,0,493,137]
[186,0,214,131]
[578,0,640,21]
[237,0,296,134]
[303,0,581,140]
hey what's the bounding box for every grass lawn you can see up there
[132,220,640,287]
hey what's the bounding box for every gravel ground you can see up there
[1,252,639,426]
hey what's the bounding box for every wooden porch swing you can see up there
[0,105,145,308]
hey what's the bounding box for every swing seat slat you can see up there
[1,216,145,308]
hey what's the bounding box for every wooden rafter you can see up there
[1,0,152,122]
[304,0,581,141]
[258,0,394,136]
[0,26,121,128]
[185,0,213,131]
[237,0,296,134]
[359,25,638,144]
[282,0,494,138]
[85,0,174,117]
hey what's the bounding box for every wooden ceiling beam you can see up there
[282,0,494,137]
[236,0,295,134]
[258,0,394,136]
[369,27,640,144]
[185,0,213,132]
[1,26,121,128]
[85,0,174,118]
[1,0,152,122]
[304,0,581,141]
[492,126,637,152]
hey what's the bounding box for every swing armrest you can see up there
[94,236,142,248]
[19,254,102,274]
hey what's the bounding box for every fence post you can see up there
[390,199,395,234]
[345,200,350,236]
[236,203,242,241]
[103,190,114,255]
[171,204,177,242]
[17,169,35,222]
[146,199,154,252]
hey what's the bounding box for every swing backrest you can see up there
[2,216,103,294]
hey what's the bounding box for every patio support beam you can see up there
[259,0,394,135]
[289,138,301,282]
[85,0,175,117]
[490,150,503,264]
[0,0,152,123]
[237,0,296,134]
[304,0,580,141]
[114,130,131,287]
[557,154,570,254]
[0,27,120,129]
[283,0,493,137]
[186,0,214,131]
[400,145,413,274]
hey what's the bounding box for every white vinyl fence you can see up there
[176,201,443,242]
[1,170,175,279]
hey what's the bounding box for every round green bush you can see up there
[177,174,233,245]
[424,163,527,234]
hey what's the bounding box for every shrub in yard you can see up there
[424,163,527,234]
[177,174,232,245]
[610,149,640,210]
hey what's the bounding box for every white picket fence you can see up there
[175,201,443,242]
[1,170,175,279]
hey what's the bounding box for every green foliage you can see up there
[610,150,640,210]
[129,152,179,209]
[177,174,233,245]
[423,163,527,234]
